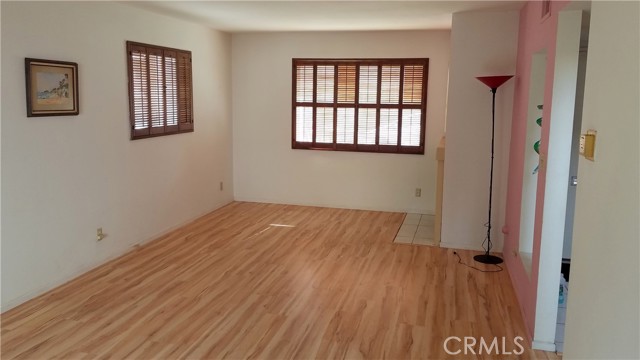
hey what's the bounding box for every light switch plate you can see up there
[579,130,596,161]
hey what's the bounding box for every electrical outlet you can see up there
[97,228,106,241]
[415,188,422,197]
[220,181,224,191]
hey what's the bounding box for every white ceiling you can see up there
[124,1,525,33]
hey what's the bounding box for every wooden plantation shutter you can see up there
[148,47,165,135]
[129,44,150,138]
[292,59,429,154]
[359,65,378,104]
[380,65,400,104]
[164,51,178,129]
[336,65,357,150]
[127,41,193,140]
[315,65,335,147]
[294,65,314,143]
[337,65,356,103]
[177,51,193,132]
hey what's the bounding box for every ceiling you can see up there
[124,1,525,33]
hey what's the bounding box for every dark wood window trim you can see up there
[127,41,193,140]
[292,58,429,154]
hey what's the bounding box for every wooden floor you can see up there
[1,202,561,359]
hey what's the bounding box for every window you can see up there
[292,59,428,154]
[127,41,193,140]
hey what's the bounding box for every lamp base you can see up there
[473,254,504,265]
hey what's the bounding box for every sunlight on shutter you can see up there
[403,65,423,105]
[401,109,421,146]
[316,66,335,103]
[379,109,399,145]
[165,55,178,126]
[149,53,165,128]
[131,51,149,130]
[336,108,355,144]
[357,108,377,145]
[337,65,356,103]
[358,66,378,104]
[316,107,334,143]
[296,65,313,102]
[296,106,313,142]
[380,65,400,104]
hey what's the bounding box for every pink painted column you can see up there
[502,0,570,339]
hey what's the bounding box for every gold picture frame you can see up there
[25,58,79,117]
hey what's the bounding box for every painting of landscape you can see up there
[25,58,78,116]
[36,71,70,106]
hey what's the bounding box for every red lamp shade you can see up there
[476,75,513,90]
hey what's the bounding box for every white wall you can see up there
[533,10,583,351]
[441,11,519,251]
[562,49,587,260]
[0,0,3,309]
[564,1,640,358]
[0,2,233,310]
[519,51,546,261]
[232,31,450,214]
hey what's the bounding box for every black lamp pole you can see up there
[474,75,513,265]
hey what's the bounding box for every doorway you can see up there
[532,7,590,352]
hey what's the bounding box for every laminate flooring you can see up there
[1,202,561,360]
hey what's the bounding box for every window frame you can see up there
[126,41,194,140]
[291,58,429,155]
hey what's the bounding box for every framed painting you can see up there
[25,58,79,117]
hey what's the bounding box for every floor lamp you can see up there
[474,75,513,265]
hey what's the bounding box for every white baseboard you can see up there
[233,196,431,215]
[439,242,484,251]
[1,200,233,312]
[532,340,557,352]
[440,242,504,253]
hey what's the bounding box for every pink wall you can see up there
[503,0,569,339]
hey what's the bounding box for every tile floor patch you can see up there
[403,213,421,225]
[415,225,433,238]
[413,237,438,246]
[397,224,418,237]
[394,213,438,247]
[419,215,435,226]
[394,236,414,244]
